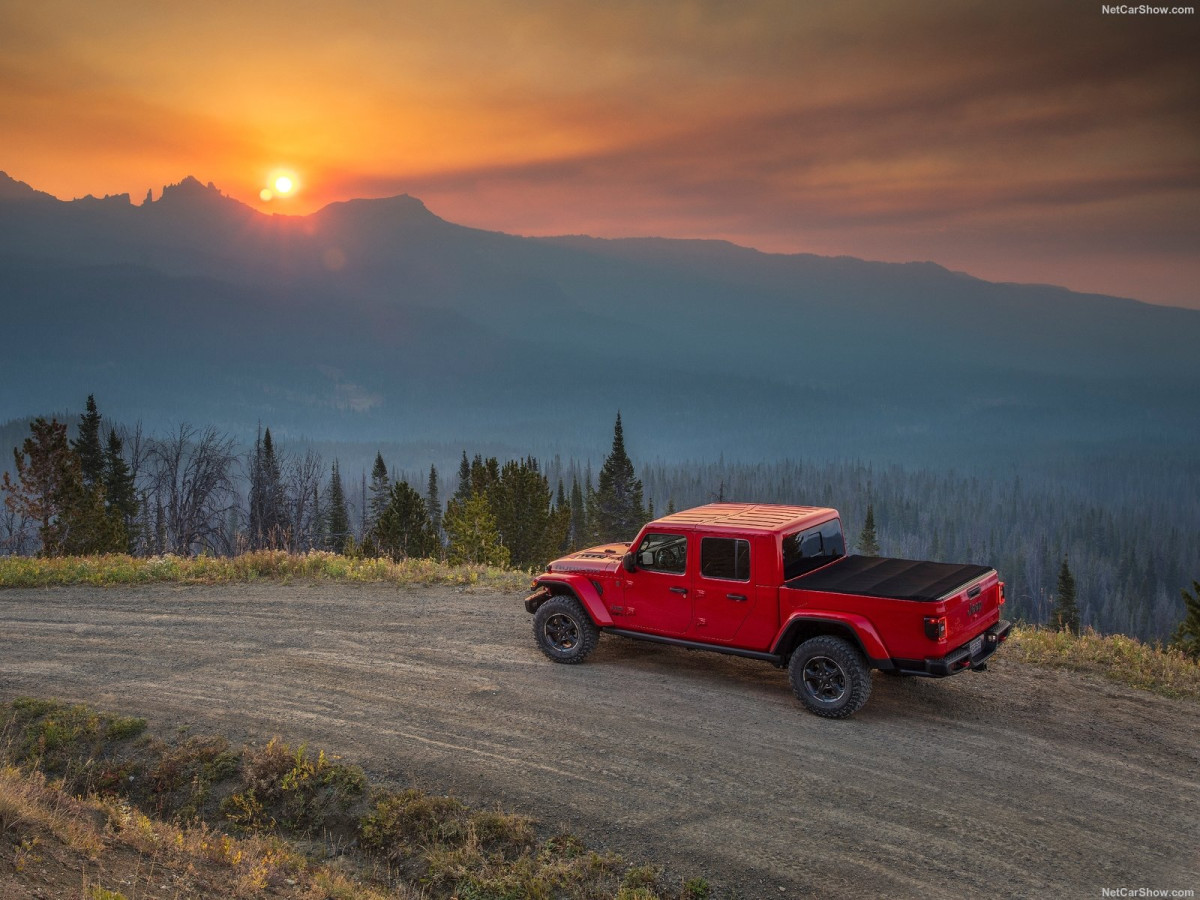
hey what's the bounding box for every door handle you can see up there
[726,593,747,602]
[669,586,689,595]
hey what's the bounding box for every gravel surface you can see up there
[2,582,1197,898]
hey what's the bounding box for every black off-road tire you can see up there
[533,595,600,664]
[788,635,872,718]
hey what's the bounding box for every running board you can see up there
[604,628,783,665]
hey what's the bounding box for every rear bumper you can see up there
[896,619,1012,677]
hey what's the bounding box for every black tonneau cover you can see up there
[786,555,993,603]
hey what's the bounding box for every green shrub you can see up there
[359,788,470,856]
[222,738,366,833]
[105,716,147,741]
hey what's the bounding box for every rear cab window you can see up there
[783,518,845,580]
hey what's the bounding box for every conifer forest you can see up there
[2,397,1197,645]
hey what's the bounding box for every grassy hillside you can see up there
[0,699,709,900]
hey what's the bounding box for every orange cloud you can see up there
[0,0,1196,306]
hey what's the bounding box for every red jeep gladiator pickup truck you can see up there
[524,503,1011,717]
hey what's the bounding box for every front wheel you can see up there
[788,635,871,718]
[533,595,600,664]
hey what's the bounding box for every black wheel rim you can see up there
[544,613,580,651]
[802,655,847,704]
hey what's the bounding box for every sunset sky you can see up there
[2,0,1197,307]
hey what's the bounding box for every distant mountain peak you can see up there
[316,192,445,225]
[151,175,256,217]
[157,175,227,203]
[0,171,59,204]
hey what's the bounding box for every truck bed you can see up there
[786,555,993,603]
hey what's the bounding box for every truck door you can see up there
[622,531,692,635]
[689,534,756,642]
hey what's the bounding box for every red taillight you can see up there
[999,582,1006,606]
[924,615,947,641]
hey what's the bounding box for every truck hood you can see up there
[545,543,630,575]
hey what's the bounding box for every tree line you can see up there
[0,399,648,574]
[3,397,1197,648]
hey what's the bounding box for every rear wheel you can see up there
[533,595,600,664]
[788,635,871,718]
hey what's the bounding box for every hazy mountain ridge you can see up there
[1,172,1197,463]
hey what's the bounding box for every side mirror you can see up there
[622,551,637,573]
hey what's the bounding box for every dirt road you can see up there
[2,583,1196,897]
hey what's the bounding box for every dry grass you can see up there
[0,764,103,857]
[2,771,398,899]
[0,550,529,590]
[1,698,699,900]
[1008,625,1200,700]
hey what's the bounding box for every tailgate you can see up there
[942,570,1003,642]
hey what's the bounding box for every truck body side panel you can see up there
[771,608,892,660]
[779,568,1002,661]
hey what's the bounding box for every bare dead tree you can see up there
[0,500,32,556]
[116,421,149,488]
[116,420,153,556]
[286,447,324,552]
[148,424,238,556]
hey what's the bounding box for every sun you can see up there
[260,170,299,202]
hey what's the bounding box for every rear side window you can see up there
[635,533,688,574]
[700,537,750,581]
[783,519,846,580]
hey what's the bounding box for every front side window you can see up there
[635,532,688,574]
[701,537,750,581]
[783,518,845,580]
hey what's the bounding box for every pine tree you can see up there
[857,503,880,556]
[1171,580,1200,660]
[324,460,351,554]
[367,452,390,533]
[71,395,105,488]
[1053,556,1080,633]
[444,492,509,567]
[452,451,472,503]
[248,427,288,549]
[569,476,587,549]
[491,457,565,570]
[3,418,79,554]
[469,454,500,498]
[427,464,443,538]
[556,479,571,552]
[103,428,139,552]
[2,417,122,555]
[59,482,125,556]
[589,412,646,542]
[374,480,440,561]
